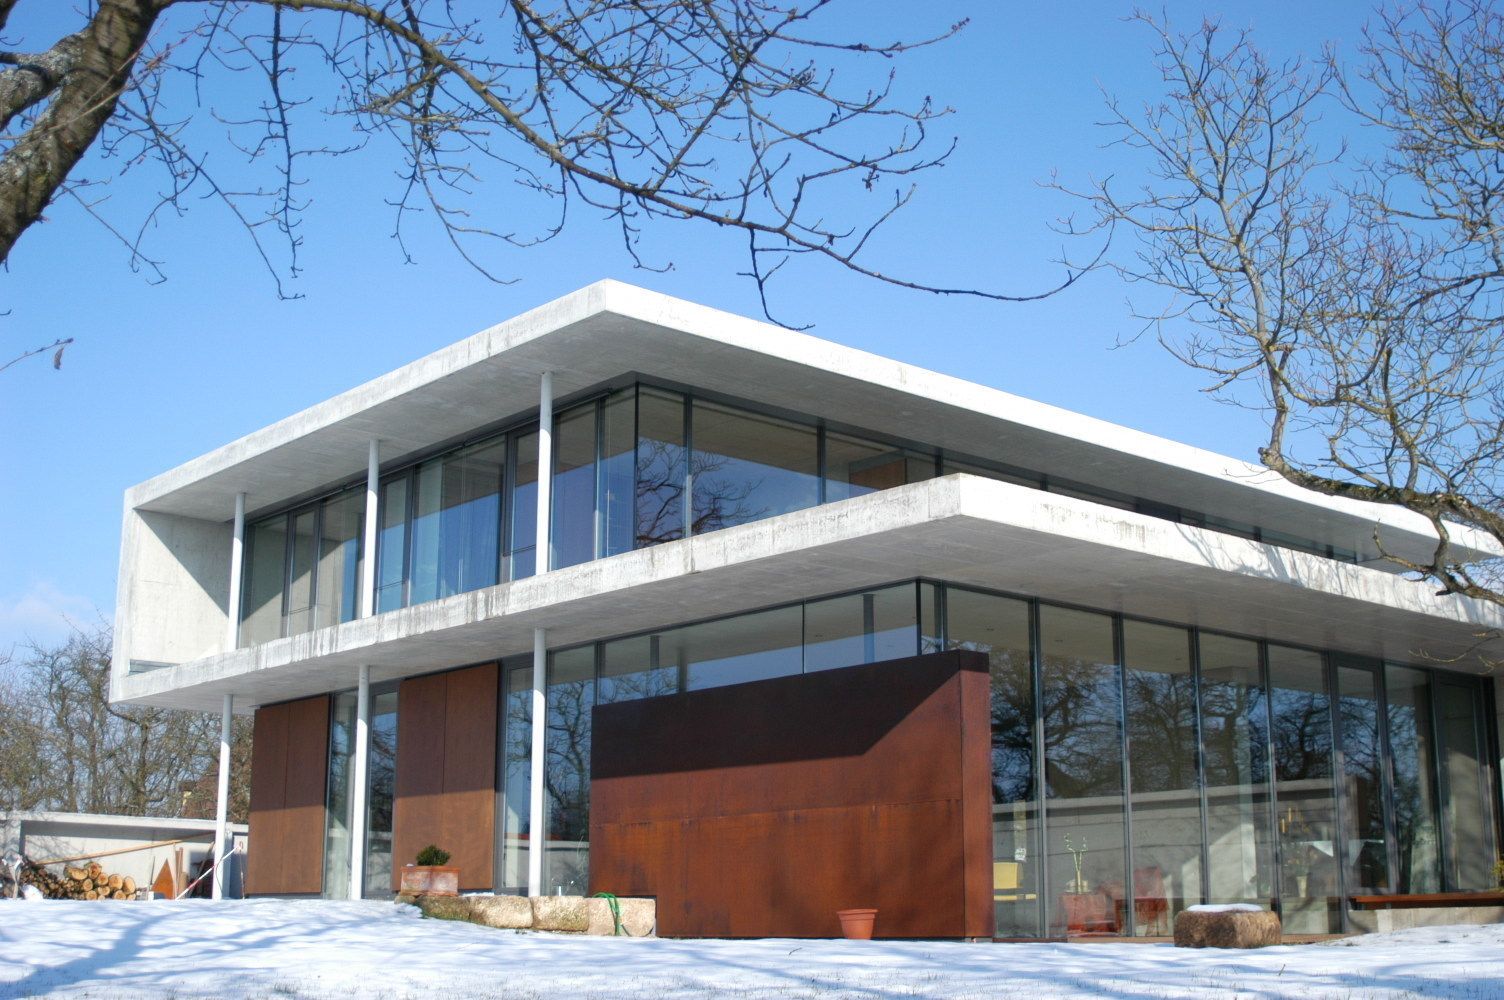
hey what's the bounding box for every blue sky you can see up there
[0,2,1377,655]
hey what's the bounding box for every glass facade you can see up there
[240,378,1370,652]
[240,488,364,645]
[303,577,1498,931]
[1122,620,1200,935]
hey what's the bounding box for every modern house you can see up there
[112,281,1503,937]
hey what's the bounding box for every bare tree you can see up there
[0,0,1078,369]
[0,625,251,821]
[1061,5,1504,615]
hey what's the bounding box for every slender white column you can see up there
[212,693,233,900]
[349,665,371,899]
[527,626,547,897]
[225,493,246,649]
[535,371,554,572]
[361,441,379,618]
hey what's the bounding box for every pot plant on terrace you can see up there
[400,845,459,897]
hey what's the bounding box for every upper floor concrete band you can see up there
[112,281,1504,712]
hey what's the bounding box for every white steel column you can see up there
[527,627,547,897]
[361,440,379,619]
[349,665,371,899]
[225,493,246,649]
[526,372,554,897]
[212,693,233,900]
[535,371,554,571]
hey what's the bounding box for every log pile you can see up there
[21,860,138,900]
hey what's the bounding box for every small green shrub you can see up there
[1492,856,1504,888]
[416,844,451,867]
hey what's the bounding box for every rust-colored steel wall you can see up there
[393,662,498,891]
[245,694,331,896]
[590,650,993,938]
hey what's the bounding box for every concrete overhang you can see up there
[123,281,1493,570]
[115,476,1504,714]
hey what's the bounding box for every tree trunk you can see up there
[0,0,159,262]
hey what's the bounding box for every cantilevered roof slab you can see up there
[124,280,1491,570]
[114,476,1504,714]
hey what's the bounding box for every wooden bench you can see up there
[1350,892,1504,910]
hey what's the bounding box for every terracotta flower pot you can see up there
[836,908,878,940]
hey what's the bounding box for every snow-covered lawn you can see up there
[1,899,1501,999]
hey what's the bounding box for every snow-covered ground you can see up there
[1,899,1501,999]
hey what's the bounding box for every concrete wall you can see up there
[112,507,231,699]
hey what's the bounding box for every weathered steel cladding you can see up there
[589,650,993,938]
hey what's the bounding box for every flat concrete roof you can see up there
[124,281,1489,569]
[116,476,1504,713]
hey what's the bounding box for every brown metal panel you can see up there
[393,672,447,881]
[442,662,498,891]
[281,694,331,895]
[245,702,288,896]
[958,661,996,938]
[590,650,993,938]
[245,695,329,896]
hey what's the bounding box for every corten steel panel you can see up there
[281,694,332,895]
[245,694,330,895]
[590,650,993,938]
[245,702,288,895]
[393,664,498,890]
[443,663,498,891]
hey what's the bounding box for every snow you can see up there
[1185,903,1264,913]
[1,898,1502,999]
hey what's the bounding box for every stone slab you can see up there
[532,895,590,932]
[1174,909,1282,948]
[470,895,535,930]
[585,896,657,937]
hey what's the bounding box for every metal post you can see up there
[536,372,554,571]
[528,627,547,897]
[226,493,246,649]
[213,693,233,900]
[361,441,380,618]
[349,665,371,899]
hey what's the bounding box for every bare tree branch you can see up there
[1059,5,1504,617]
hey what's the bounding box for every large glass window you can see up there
[508,430,540,579]
[323,691,358,899]
[1199,633,1273,905]
[285,508,318,635]
[600,389,636,558]
[690,400,819,533]
[636,389,686,546]
[1040,606,1126,936]
[315,489,364,629]
[499,661,533,893]
[946,588,1040,937]
[1268,645,1340,933]
[803,585,918,672]
[1336,659,1389,893]
[544,646,595,894]
[673,605,803,691]
[408,440,503,603]
[375,477,409,613]
[598,634,680,703]
[552,403,599,571]
[241,516,287,646]
[1123,620,1200,934]
[826,432,935,501]
[1385,665,1442,893]
[1435,676,1495,890]
[363,686,398,898]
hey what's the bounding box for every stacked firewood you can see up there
[22,860,138,900]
